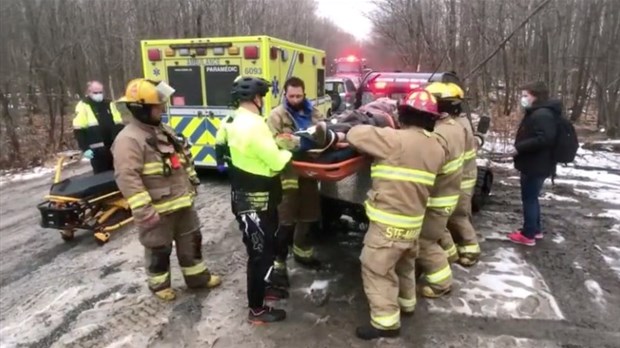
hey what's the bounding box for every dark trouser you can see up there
[235,209,278,309]
[91,148,114,174]
[520,173,547,239]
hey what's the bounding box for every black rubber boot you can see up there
[248,306,287,324]
[355,325,400,340]
[265,286,289,301]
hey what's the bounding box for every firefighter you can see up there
[73,80,124,174]
[267,77,324,288]
[215,76,292,324]
[112,78,220,302]
[346,89,448,340]
[415,82,467,298]
[442,84,482,267]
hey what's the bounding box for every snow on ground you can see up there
[552,234,566,244]
[428,247,564,320]
[540,192,578,203]
[0,166,55,187]
[584,279,607,308]
[602,246,620,280]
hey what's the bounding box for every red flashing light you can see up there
[346,55,358,62]
[147,49,162,61]
[374,81,387,89]
[409,83,420,89]
[243,46,259,59]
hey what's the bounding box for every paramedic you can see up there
[112,78,220,302]
[416,82,467,299]
[267,77,324,289]
[73,80,124,173]
[346,89,447,340]
[216,76,292,324]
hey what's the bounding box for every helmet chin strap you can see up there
[252,99,263,115]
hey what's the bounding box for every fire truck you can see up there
[140,35,332,168]
[331,55,367,87]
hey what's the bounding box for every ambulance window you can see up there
[167,66,203,106]
[317,69,325,97]
[204,65,240,106]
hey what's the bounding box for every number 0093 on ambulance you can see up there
[140,35,332,168]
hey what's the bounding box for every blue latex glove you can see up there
[83,149,94,159]
[216,164,227,173]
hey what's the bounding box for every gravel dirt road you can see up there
[1,155,619,348]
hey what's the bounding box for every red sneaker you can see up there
[513,229,543,240]
[508,231,536,246]
[534,232,544,240]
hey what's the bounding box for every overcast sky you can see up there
[315,0,377,42]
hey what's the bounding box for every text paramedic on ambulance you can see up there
[112,78,221,302]
[215,76,292,324]
[72,80,124,174]
[345,89,448,340]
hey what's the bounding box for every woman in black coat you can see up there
[508,81,559,246]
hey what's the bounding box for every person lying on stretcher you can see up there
[275,98,399,163]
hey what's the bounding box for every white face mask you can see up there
[90,93,104,102]
[520,97,530,108]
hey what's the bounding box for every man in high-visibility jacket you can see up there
[415,82,467,299]
[112,78,220,302]
[346,89,448,340]
[216,76,292,324]
[443,84,482,267]
[73,80,124,173]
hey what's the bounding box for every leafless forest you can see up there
[0,0,618,169]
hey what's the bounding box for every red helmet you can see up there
[398,88,441,119]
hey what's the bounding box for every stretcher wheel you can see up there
[60,229,75,242]
[94,231,111,245]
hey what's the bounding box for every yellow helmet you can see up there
[118,78,175,105]
[425,82,464,100]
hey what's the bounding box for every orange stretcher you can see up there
[292,112,396,182]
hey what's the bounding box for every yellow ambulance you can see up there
[140,35,332,167]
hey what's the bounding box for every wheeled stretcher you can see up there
[292,111,397,182]
[37,152,133,244]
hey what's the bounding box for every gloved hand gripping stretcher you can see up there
[285,98,398,181]
[36,151,133,244]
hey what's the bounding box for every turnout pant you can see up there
[235,208,278,309]
[275,178,320,263]
[418,209,453,291]
[360,223,418,330]
[446,189,480,257]
[139,207,213,293]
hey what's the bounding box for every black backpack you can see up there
[550,108,579,164]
